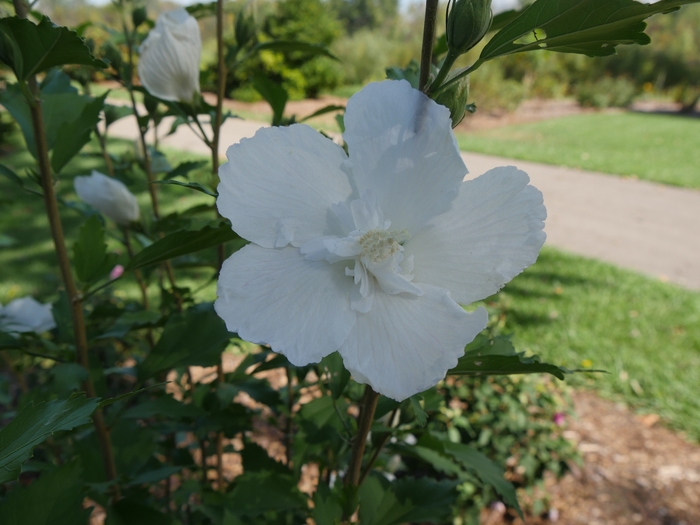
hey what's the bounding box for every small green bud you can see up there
[101,42,123,72]
[446,0,493,56]
[433,75,470,128]
[132,7,148,29]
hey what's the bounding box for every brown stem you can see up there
[358,407,399,485]
[9,0,120,486]
[283,365,294,465]
[345,385,380,487]
[419,0,440,92]
[215,362,225,492]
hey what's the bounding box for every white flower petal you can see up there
[217,125,353,248]
[338,285,488,401]
[343,80,467,233]
[406,167,546,305]
[0,297,56,334]
[74,170,140,225]
[138,8,201,103]
[215,244,357,365]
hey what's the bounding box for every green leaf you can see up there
[0,461,92,525]
[358,475,458,525]
[123,395,202,419]
[481,0,700,62]
[321,351,350,400]
[51,92,106,172]
[137,303,232,380]
[408,395,428,426]
[107,498,174,525]
[40,68,78,94]
[0,162,24,189]
[0,16,105,81]
[103,104,133,128]
[312,484,343,525]
[73,215,109,284]
[0,84,104,170]
[299,104,345,123]
[153,179,217,197]
[448,335,574,379]
[162,160,208,180]
[442,441,523,519]
[226,471,307,517]
[253,73,288,127]
[126,223,245,271]
[0,394,99,483]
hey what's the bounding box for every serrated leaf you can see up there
[448,335,572,379]
[358,474,458,525]
[0,16,105,81]
[409,395,428,426]
[137,303,232,380]
[321,351,350,400]
[226,471,307,517]
[0,395,99,483]
[73,215,109,283]
[126,223,245,271]
[442,441,523,519]
[481,0,700,62]
[0,461,91,525]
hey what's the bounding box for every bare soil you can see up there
[484,391,700,525]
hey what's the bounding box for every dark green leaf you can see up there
[51,92,105,172]
[409,395,428,426]
[107,498,173,525]
[137,303,232,380]
[312,484,343,525]
[163,160,208,180]
[99,310,162,339]
[153,179,217,197]
[0,163,24,188]
[321,352,350,400]
[448,335,573,379]
[123,395,202,419]
[481,0,700,61]
[128,465,182,486]
[126,223,245,271]
[0,394,99,483]
[226,471,307,517]
[253,73,288,127]
[443,441,523,518]
[103,104,132,127]
[0,16,105,81]
[299,104,345,123]
[358,474,458,525]
[0,461,91,525]
[40,68,77,94]
[73,215,109,283]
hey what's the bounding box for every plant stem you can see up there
[345,385,380,487]
[11,0,118,493]
[358,407,399,485]
[212,0,228,492]
[428,50,460,95]
[283,365,294,465]
[419,0,440,92]
[432,58,485,95]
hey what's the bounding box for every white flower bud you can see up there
[138,8,202,103]
[0,297,56,334]
[74,170,140,225]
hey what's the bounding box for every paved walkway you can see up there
[108,115,700,291]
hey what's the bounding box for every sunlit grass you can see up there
[489,247,700,440]
[455,112,700,188]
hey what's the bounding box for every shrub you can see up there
[575,76,638,108]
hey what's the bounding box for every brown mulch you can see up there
[484,391,700,525]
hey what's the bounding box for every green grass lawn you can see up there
[456,112,700,189]
[2,128,699,441]
[489,247,700,441]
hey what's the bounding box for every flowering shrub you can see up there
[0,0,694,523]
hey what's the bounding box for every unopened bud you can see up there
[102,42,123,72]
[433,75,470,127]
[132,7,148,28]
[446,0,493,56]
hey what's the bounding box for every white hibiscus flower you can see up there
[0,297,56,334]
[215,80,546,401]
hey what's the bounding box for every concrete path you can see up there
[108,115,700,291]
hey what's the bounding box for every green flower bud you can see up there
[446,0,493,56]
[132,7,148,29]
[101,42,123,72]
[433,75,470,128]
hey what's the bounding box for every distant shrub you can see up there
[575,76,638,108]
